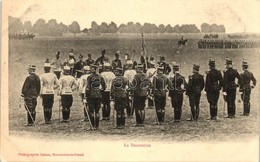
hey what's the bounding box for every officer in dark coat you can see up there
[85,53,94,66]
[186,64,205,121]
[112,51,122,71]
[85,65,106,130]
[168,63,187,122]
[74,54,85,78]
[239,60,256,116]
[223,58,241,118]
[205,58,223,120]
[95,49,109,73]
[158,56,171,75]
[111,68,128,129]
[131,64,151,126]
[21,65,41,126]
[152,66,170,124]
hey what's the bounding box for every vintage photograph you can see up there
[1,0,260,161]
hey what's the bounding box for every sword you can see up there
[23,98,38,128]
[151,96,160,125]
[83,100,94,130]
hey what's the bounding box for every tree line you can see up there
[9,16,225,36]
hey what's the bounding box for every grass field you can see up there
[8,34,260,142]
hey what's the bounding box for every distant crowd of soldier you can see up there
[198,39,260,49]
[203,34,219,39]
[21,49,256,131]
[9,33,35,40]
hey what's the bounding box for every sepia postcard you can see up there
[1,0,260,161]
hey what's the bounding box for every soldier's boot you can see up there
[83,107,88,120]
[135,110,141,126]
[174,109,181,122]
[208,104,214,119]
[89,113,95,129]
[231,104,236,118]
[107,105,111,120]
[140,110,145,126]
[156,110,161,123]
[61,108,66,121]
[121,114,126,128]
[26,111,33,126]
[243,102,250,116]
[195,107,200,121]
[116,114,121,128]
[161,110,165,123]
[66,109,71,121]
[49,108,52,122]
[102,105,107,120]
[187,106,195,121]
[43,108,48,123]
[94,113,100,129]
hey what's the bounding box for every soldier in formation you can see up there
[239,60,256,116]
[186,64,204,121]
[100,63,116,120]
[152,66,170,124]
[85,65,106,130]
[40,60,59,124]
[205,58,223,120]
[111,68,128,129]
[168,63,187,123]
[59,65,78,122]
[21,49,257,129]
[223,58,241,118]
[79,65,91,121]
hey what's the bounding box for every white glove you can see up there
[203,91,207,95]
[223,92,227,96]
[83,99,87,103]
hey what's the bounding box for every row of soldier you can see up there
[21,51,256,130]
[198,39,260,49]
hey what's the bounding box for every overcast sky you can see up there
[6,0,260,33]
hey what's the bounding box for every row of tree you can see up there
[9,16,226,36]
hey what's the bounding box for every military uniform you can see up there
[239,61,256,116]
[146,63,157,108]
[21,65,41,126]
[74,54,85,78]
[40,62,59,124]
[158,56,171,75]
[186,64,205,121]
[123,60,137,117]
[85,54,94,66]
[59,66,78,122]
[205,59,223,120]
[168,63,187,122]
[50,52,63,79]
[131,64,151,126]
[100,63,116,120]
[78,66,91,121]
[111,68,128,128]
[152,67,170,123]
[112,52,122,70]
[223,59,241,118]
[86,65,106,129]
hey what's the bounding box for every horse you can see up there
[178,39,188,46]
